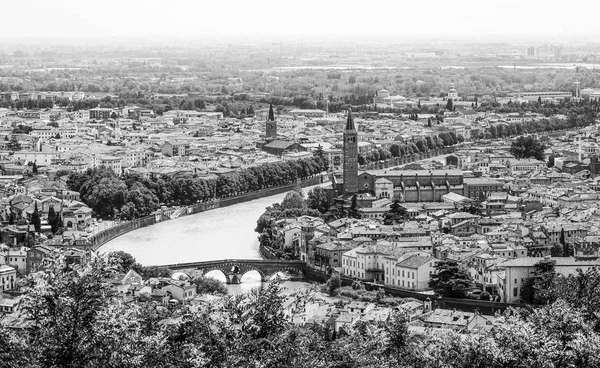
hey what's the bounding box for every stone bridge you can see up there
[162,259,306,284]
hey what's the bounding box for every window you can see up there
[513,288,518,297]
[402,270,405,277]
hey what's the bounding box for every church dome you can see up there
[379,89,389,93]
[449,88,457,93]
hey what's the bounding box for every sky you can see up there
[1,0,599,43]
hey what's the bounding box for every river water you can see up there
[99,185,326,294]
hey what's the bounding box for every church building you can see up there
[265,104,277,139]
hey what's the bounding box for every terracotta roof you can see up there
[396,255,435,269]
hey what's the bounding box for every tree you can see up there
[47,206,58,233]
[6,137,21,151]
[107,251,137,272]
[549,267,600,327]
[327,198,347,220]
[306,186,329,214]
[551,242,564,257]
[520,259,557,304]
[21,258,114,367]
[314,145,325,161]
[348,194,361,219]
[510,135,547,161]
[548,153,555,167]
[446,99,453,111]
[385,312,410,362]
[429,259,473,297]
[281,191,306,210]
[32,162,38,174]
[193,276,227,295]
[31,202,41,233]
[325,273,342,296]
[459,200,482,216]
[390,144,400,157]
[383,200,408,225]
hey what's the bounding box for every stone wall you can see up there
[260,245,279,260]
[93,175,327,252]
[359,147,457,171]
[219,175,324,209]
[90,215,156,251]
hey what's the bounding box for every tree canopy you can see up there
[7,253,600,367]
[510,135,547,161]
[429,259,473,297]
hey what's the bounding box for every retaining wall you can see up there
[90,215,156,251]
[260,246,279,260]
[92,175,326,252]
[359,147,456,171]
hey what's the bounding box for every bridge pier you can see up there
[165,259,306,285]
[226,273,242,284]
[261,274,271,283]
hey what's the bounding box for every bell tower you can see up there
[266,104,277,139]
[343,108,358,194]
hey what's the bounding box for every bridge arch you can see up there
[202,268,229,281]
[163,259,306,285]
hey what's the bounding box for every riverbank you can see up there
[91,175,326,252]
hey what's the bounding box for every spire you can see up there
[268,104,275,121]
[345,108,355,131]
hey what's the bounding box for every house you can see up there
[392,255,436,291]
[162,280,197,302]
[151,289,171,304]
[6,247,27,274]
[463,178,505,200]
[26,245,55,274]
[64,248,88,267]
[161,141,190,157]
[344,301,375,315]
[422,309,477,331]
[500,256,600,303]
[41,196,62,214]
[0,297,21,314]
[62,205,93,231]
[122,269,143,285]
[89,108,113,120]
[259,140,307,156]
[397,300,427,322]
[0,265,16,290]
[73,207,93,229]
[334,312,360,332]
[314,241,354,270]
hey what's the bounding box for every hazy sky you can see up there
[1,0,598,42]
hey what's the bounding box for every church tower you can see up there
[343,108,358,194]
[265,104,277,139]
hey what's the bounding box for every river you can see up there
[99,184,326,294]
